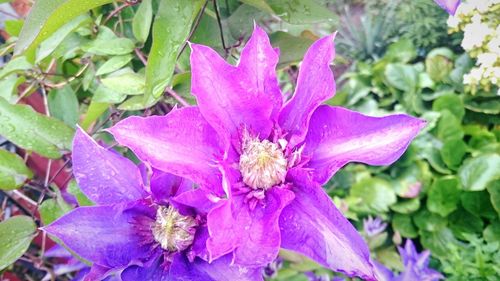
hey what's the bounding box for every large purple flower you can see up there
[109,26,424,280]
[434,0,461,15]
[42,128,261,281]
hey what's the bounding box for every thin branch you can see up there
[177,0,210,59]
[213,0,227,51]
[135,48,148,65]
[0,190,35,219]
[165,88,189,107]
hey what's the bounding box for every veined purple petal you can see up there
[72,127,146,205]
[304,105,425,184]
[121,256,169,281]
[434,0,460,15]
[108,107,224,190]
[150,168,194,202]
[278,34,336,148]
[170,253,263,281]
[172,187,220,215]
[206,188,295,267]
[190,26,281,147]
[43,202,155,268]
[279,170,376,280]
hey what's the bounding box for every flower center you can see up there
[239,137,287,190]
[152,206,198,252]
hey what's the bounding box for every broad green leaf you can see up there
[427,176,461,217]
[414,209,447,232]
[82,27,135,56]
[14,0,114,60]
[240,0,274,14]
[448,208,483,239]
[0,56,32,80]
[392,213,418,238]
[267,0,337,24]
[0,216,37,271]
[487,180,500,216]
[0,75,25,103]
[483,221,500,243]
[0,97,74,158]
[81,100,109,130]
[145,0,204,103]
[384,39,417,63]
[425,49,454,83]
[436,110,463,142]
[95,55,133,76]
[464,98,500,115]
[419,228,457,258]
[227,4,265,43]
[432,93,465,121]
[93,84,128,104]
[101,72,145,96]
[384,63,418,93]
[132,0,153,43]
[350,178,397,213]
[270,31,314,67]
[36,15,90,63]
[459,154,500,191]
[39,193,72,225]
[118,95,160,111]
[67,180,93,206]
[48,85,79,127]
[440,138,467,170]
[461,191,497,220]
[0,149,32,190]
[4,19,24,37]
[390,198,420,214]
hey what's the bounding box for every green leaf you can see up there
[67,180,94,206]
[384,63,418,93]
[464,98,500,115]
[461,191,497,220]
[0,75,25,103]
[483,221,500,243]
[440,138,467,170]
[390,198,420,214]
[432,93,465,121]
[132,0,153,43]
[392,213,418,238]
[240,0,275,14]
[350,178,397,213]
[93,84,128,104]
[82,27,135,56]
[0,149,33,190]
[427,176,461,217]
[118,95,160,111]
[14,0,114,60]
[270,31,314,67]
[448,207,483,239]
[267,0,337,24]
[36,14,90,63]
[95,55,133,76]
[5,19,24,37]
[81,100,109,130]
[0,56,32,80]
[425,49,454,83]
[419,228,457,258]
[101,72,145,96]
[48,85,79,127]
[414,209,447,232]
[39,191,72,225]
[0,216,37,271]
[145,0,204,102]
[436,110,463,142]
[487,180,500,216]
[459,154,500,191]
[384,39,417,63]
[0,97,74,158]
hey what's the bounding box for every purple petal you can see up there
[108,107,224,190]
[304,105,426,184]
[434,0,460,15]
[279,170,376,280]
[170,254,263,281]
[278,34,336,148]
[121,256,169,281]
[150,168,194,202]
[72,127,146,205]
[206,188,295,267]
[43,202,155,268]
[190,26,281,147]
[373,261,394,281]
[172,187,220,215]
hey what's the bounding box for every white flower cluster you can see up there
[448,0,500,94]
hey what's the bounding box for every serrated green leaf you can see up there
[427,176,461,217]
[0,97,74,158]
[0,149,33,190]
[132,0,153,43]
[14,0,114,60]
[95,55,133,76]
[0,216,36,271]
[145,0,204,103]
[459,154,500,191]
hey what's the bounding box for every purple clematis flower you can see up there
[363,216,388,237]
[374,240,443,281]
[434,0,461,15]
[42,128,261,281]
[109,26,425,280]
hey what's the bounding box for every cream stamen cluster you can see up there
[152,206,198,252]
[239,135,288,190]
